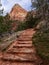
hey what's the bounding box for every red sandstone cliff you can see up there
[9,4,27,21]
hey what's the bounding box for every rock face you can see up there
[9,4,27,21]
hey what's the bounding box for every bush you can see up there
[25,11,40,28]
[0,16,13,35]
[16,16,40,32]
[32,20,49,60]
[26,17,39,28]
[16,22,27,31]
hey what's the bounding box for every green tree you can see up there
[31,0,49,20]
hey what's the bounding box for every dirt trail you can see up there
[0,29,42,65]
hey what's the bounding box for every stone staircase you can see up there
[0,29,42,65]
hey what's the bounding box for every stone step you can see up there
[7,51,35,54]
[12,62,36,65]
[18,36,32,38]
[7,47,35,54]
[0,60,36,65]
[19,35,33,38]
[13,45,33,48]
[17,41,32,44]
[17,37,32,41]
[14,43,32,47]
[2,53,37,62]
[21,32,33,36]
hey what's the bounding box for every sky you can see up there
[1,0,32,15]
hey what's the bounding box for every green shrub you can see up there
[25,11,40,28]
[16,22,27,31]
[0,16,13,35]
[26,17,39,28]
[16,17,39,31]
[32,21,49,60]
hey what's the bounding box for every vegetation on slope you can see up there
[32,0,49,62]
[0,16,12,35]
[32,24,49,59]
